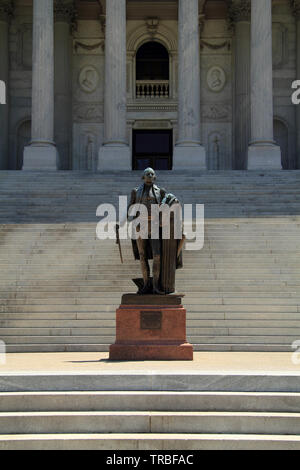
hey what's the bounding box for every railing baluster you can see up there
[135,81,170,99]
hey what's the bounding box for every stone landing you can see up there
[109,294,193,361]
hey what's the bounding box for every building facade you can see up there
[0,0,299,171]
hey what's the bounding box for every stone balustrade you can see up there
[136,80,170,99]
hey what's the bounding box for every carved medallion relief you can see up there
[207,66,226,93]
[79,65,99,93]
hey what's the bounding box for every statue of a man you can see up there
[118,168,184,296]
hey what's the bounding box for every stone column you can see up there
[248,0,281,169]
[23,0,58,170]
[230,0,251,170]
[54,0,74,170]
[291,0,300,169]
[98,0,130,171]
[173,0,206,170]
[0,1,13,170]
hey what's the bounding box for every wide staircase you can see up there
[1,369,300,449]
[0,170,300,352]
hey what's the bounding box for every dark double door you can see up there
[132,130,173,171]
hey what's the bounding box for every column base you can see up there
[23,145,58,171]
[98,144,131,171]
[173,144,206,170]
[247,144,282,170]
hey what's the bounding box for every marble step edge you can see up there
[0,433,300,450]
[1,390,300,413]
[4,344,293,353]
[1,327,300,336]
[1,335,299,345]
[1,372,300,392]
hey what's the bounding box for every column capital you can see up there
[290,0,300,19]
[228,0,251,25]
[54,0,77,31]
[98,13,106,35]
[198,14,206,35]
[0,0,14,22]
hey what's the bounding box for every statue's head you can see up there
[142,167,156,185]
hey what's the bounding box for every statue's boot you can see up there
[139,282,152,295]
[153,255,165,295]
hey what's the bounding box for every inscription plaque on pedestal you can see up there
[140,311,162,330]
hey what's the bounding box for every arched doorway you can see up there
[16,120,31,170]
[274,119,289,170]
[136,41,170,98]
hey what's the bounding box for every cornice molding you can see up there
[228,0,251,24]
[54,0,77,31]
[0,0,14,23]
[290,0,300,20]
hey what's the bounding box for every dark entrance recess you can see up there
[132,130,173,171]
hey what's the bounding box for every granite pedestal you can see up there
[109,294,193,361]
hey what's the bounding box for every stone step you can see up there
[0,410,300,435]
[193,344,292,352]
[1,319,299,328]
[2,304,299,313]
[0,371,299,392]
[0,320,116,328]
[4,343,292,353]
[1,327,300,338]
[188,336,300,345]
[1,311,299,320]
[0,328,115,336]
[0,433,300,450]
[0,391,299,413]
[1,335,116,345]
[0,288,298,296]
[2,295,300,303]
[4,344,111,353]
[0,335,299,345]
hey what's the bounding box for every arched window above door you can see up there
[135,41,170,99]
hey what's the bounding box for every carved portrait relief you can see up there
[79,66,99,93]
[207,66,226,93]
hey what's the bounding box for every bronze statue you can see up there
[117,168,184,295]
